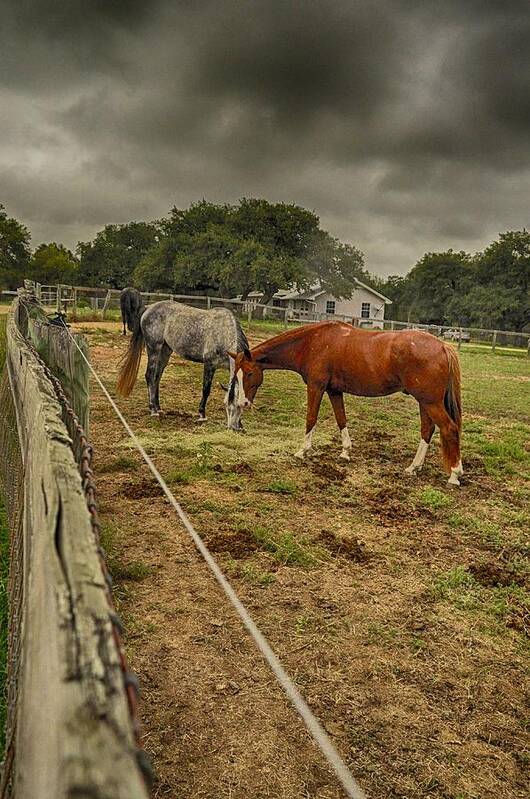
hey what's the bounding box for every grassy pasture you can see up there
[75,321,530,797]
[0,315,8,757]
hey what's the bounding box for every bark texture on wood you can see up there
[5,305,148,799]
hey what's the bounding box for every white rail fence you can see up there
[7,283,529,354]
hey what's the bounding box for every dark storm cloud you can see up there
[1,1,529,274]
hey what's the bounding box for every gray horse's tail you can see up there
[117,313,144,395]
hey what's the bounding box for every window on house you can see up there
[326,300,336,315]
[361,302,370,318]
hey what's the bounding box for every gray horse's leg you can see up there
[198,362,215,420]
[154,343,172,411]
[146,342,171,416]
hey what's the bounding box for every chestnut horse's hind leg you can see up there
[424,401,463,486]
[405,404,435,475]
[295,383,324,459]
[327,390,352,461]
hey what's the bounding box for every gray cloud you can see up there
[1,1,529,275]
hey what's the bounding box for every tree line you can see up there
[1,200,528,330]
[375,232,529,331]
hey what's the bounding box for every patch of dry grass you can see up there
[83,321,530,799]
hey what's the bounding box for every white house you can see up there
[242,279,392,327]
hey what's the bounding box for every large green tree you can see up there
[400,250,474,325]
[472,230,530,330]
[0,204,31,291]
[134,198,365,302]
[30,243,79,286]
[77,221,159,288]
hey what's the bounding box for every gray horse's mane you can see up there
[228,316,250,403]
[235,316,250,356]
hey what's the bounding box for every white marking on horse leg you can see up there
[338,426,352,461]
[295,426,315,459]
[448,460,463,486]
[405,438,429,475]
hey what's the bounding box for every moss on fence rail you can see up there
[0,299,148,798]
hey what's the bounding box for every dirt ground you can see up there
[79,320,529,799]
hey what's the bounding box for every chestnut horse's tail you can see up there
[442,344,462,471]
[117,315,144,396]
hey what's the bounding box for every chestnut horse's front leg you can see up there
[327,390,352,461]
[295,382,324,459]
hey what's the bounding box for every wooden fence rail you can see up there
[0,296,148,799]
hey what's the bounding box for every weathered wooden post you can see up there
[284,308,289,328]
[102,289,111,319]
[56,284,62,312]
[207,296,211,310]
[492,330,497,353]
[247,304,252,328]
[527,338,530,358]
[458,328,462,350]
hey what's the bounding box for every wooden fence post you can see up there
[458,329,462,350]
[207,296,211,310]
[492,330,497,353]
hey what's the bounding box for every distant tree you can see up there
[446,284,520,329]
[376,275,415,321]
[30,243,79,285]
[403,250,473,325]
[134,198,366,303]
[77,221,160,288]
[305,232,366,299]
[473,230,530,330]
[0,203,31,291]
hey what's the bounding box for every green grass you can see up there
[98,455,138,473]
[250,525,322,567]
[0,317,8,757]
[0,498,8,756]
[264,479,297,494]
[417,486,453,511]
[0,317,6,371]
[100,522,151,587]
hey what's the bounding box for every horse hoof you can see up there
[339,452,351,462]
[196,416,207,423]
[150,411,160,419]
[447,474,461,487]
[404,465,417,476]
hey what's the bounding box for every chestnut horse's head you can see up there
[227,349,264,409]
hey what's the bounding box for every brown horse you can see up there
[229,321,463,486]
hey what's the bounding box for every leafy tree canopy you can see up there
[30,243,79,286]
[134,199,366,303]
[77,221,160,288]
[0,203,31,291]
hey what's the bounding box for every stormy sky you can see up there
[1,1,529,276]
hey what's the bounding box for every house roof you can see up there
[245,280,392,304]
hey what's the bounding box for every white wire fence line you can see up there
[13,282,530,353]
[58,314,368,799]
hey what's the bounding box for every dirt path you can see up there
[84,323,529,799]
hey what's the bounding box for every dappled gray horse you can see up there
[117,300,248,430]
[120,287,145,335]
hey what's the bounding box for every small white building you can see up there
[243,280,392,327]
